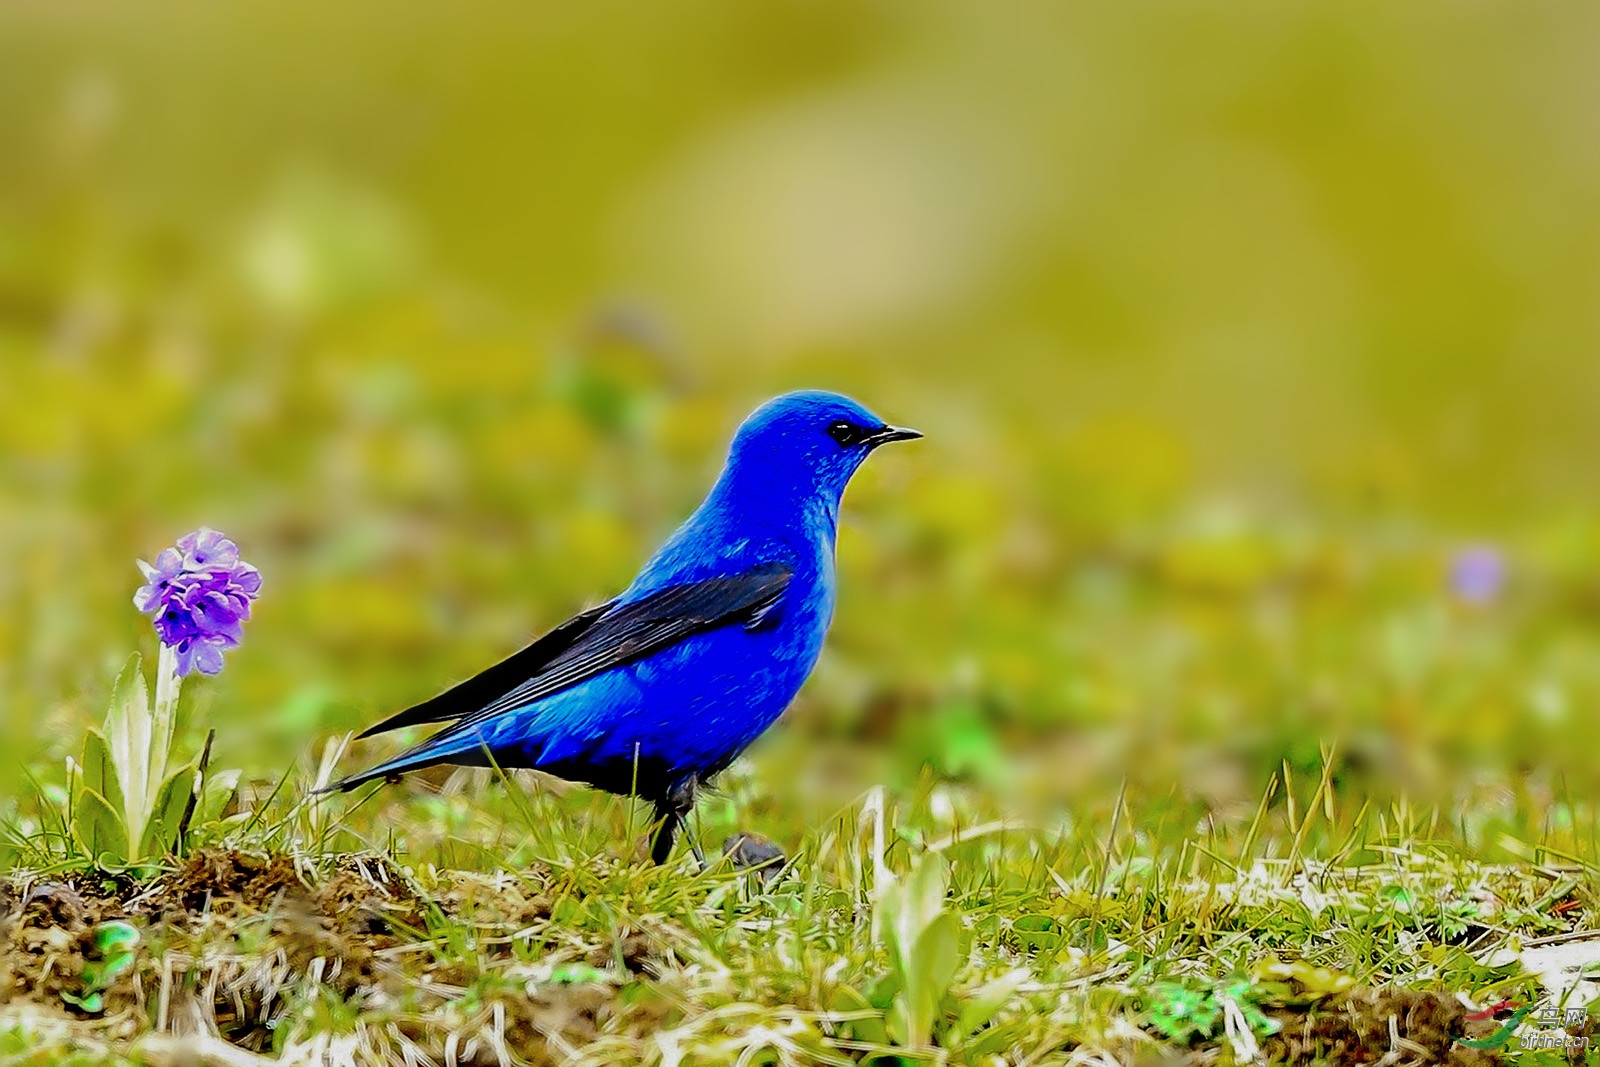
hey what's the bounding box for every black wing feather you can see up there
[447,561,792,733]
[356,599,616,738]
[355,562,793,742]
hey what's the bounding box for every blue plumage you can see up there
[327,390,919,862]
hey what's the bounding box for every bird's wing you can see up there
[356,561,794,742]
[448,560,794,732]
[355,599,617,739]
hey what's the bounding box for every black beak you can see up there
[865,425,923,447]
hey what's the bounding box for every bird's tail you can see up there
[313,726,493,795]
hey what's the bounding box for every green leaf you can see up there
[548,962,609,986]
[198,768,242,825]
[62,921,141,1017]
[893,910,961,1049]
[912,911,962,1005]
[897,980,935,1049]
[1378,884,1414,910]
[1146,981,1222,1042]
[79,729,125,819]
[138,763,197,860]
[1010,914,1063,952]
[830,986,890,1046]
[59,990,105,1013]
[874,853,956,1050]
[103,653,152,842]
[92,921,141,959]
[865,970,902,1011]
[884,996,912,1048]
[72,787,129,867]
[956,970,1027,1037]
[887,852,949,974]
[615,980,668,1010]
[1250,956,1357,1001]
[961,1019,1023,1060]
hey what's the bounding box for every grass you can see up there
[2,3,1598,1056]
[7,418,1600,1063]
[5,136,1600,1064]
[3,739,1597,1065]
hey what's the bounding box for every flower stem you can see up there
[148,643,182,811]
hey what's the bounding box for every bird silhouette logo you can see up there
[1458,1000,1532,1050]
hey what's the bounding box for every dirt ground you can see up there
[1263,989,1506,1066]
[3,851,426,1047]
[0,851,1515,1064]
[1,850,673,1065]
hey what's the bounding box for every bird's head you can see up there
[722,390,921,513]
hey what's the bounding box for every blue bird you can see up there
[325,391,920,864]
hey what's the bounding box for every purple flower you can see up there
[134,527,261,676]
[1449,544,1505,605]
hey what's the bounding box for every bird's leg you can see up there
[649,775,702,866]
[683,826,708,869]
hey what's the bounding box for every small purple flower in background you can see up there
[1449,544,1505,606]
[134,528,262,676]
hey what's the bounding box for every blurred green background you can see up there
[4,1,1600,858]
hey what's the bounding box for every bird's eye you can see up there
[827,420,863,447]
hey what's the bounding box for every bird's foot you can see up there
[649,774,703,866]
[721,831,786,883]
[684,830,708,869]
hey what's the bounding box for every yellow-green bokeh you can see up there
[3,1,1599,855]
